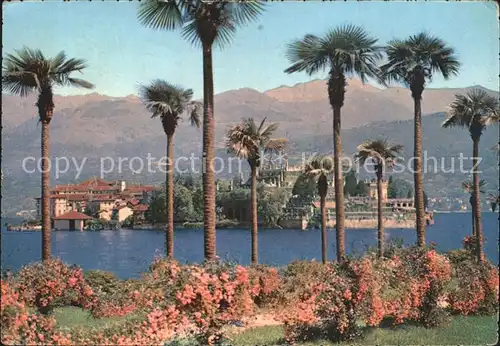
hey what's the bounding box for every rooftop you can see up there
[53,210,94,220]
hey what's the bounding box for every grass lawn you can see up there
[54,306,142,333]
[231,315,499,346]
[55,308,498,345]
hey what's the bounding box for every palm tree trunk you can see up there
[469,195,476,236]
[318,174,328,264]
[472,138,483,262]
[376,171,384,258]
[41,121,51,261]
[413,97,426,247]
[320,190,327,265]
[166,134,174,258]
[202,42,216,261]
[250,166,258,264]
[333,105,345,261]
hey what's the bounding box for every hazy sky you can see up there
[3,1,499,97]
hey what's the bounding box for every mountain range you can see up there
[1,79,498,216]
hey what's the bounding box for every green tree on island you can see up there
[2,48,94,261]
[355,139,403,258]
[443,89,498,262]
[303,155,334,264]
[284,25,384,261]
[138,0,264,261]
[387,176,414,199]
[344,170,358,197]
[382,33,460,247]
[139,80,201,258]
[226,118,286,264]
[461,179,487,237]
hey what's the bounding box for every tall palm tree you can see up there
[139,80,201,258]
[303,155,334,264]
[382,33,460,248]
[443,89,498,262]
[2,47,94,261]
[138,0,264,261]
[226,118,285,264]
[461,179,487,236]
[355,140,403,258]
[284,25,383,262]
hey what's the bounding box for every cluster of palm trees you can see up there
[2,0,497,265]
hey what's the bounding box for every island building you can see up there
[53,211,93,231]
[217,158,430,229]
[35,177,157,226]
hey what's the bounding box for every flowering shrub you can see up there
[174,264,257,345]
[379,247,452,327]
[247,265,283,308]
[1,279,73,346]
[279,263,359,344]
[447,254,499,315]
[13,259,95,315]
[2,250,498,345]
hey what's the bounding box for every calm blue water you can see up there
[1,213,498,279]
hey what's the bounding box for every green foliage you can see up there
[145,193,167,224]
[121,215,136,228]
[343,171,358,197]
[258,187,289,226]
[291,174,317,205]
[388,177,413,199]
[284,25,383,83]
[84,270,121,295]
[139,80,201,135]
[174,184,194,222]
[354,180,368,196]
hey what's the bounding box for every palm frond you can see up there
[137,0,184,31]
[355,139,403,169]
[2,47,92,96]
[462,179,487,194]
[382,32,459,86]
[139,79,199,131]
[285,24,383,84]
[303,155,334,176]
[66,77,94,89]
[265,138,287,153]
[442,89,499,136]
[139,1,264,49]
[188,100,202,127]
[284,34,328,75]
[226,117,280,163]
[52,57,90,86]
[2,71,40,96]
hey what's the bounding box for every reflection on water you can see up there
[1,213,498,279]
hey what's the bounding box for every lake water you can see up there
[2,213,498,279]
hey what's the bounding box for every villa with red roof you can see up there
[53,211,93,231]
[35,177,157,224]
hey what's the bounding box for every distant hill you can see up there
[1,79,498,216]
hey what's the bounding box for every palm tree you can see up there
[303,155,334,264]
[487,193,499,213]
[355,140,403,258]
[461,179,487,237]
[284,25,383,261]
[443,89,498,262]
[226,118,285,264]
[2,47,93,261]
[382,33,460,248]
[138,0,264,261]
[139,80,201,258]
